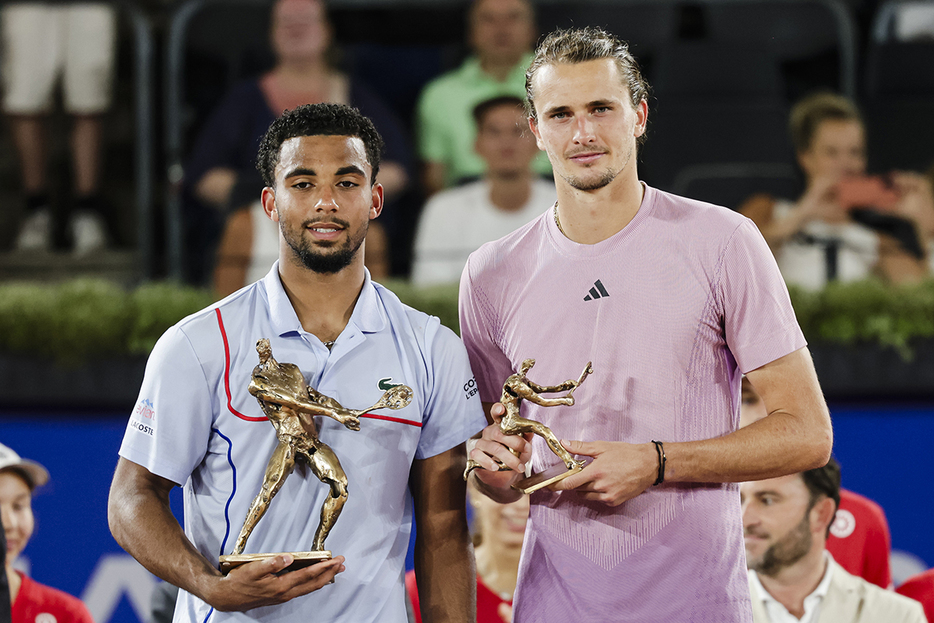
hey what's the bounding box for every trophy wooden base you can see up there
[512,462,583,495]
[219,551,332,575]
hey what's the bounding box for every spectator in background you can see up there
[740,377,893,590]
[742,459,925,622]
[1,524,9,623]
[2,2,117,254]
[927,161,934,273]
[740,92,933,291]
[410,96,554,287]
[415,0,551,195]
[897,569,934,623]
[407,475,530,623]
[149,581,179,623]
[0,443,94,623]
[185,0,410,285]
[892,1,934,40]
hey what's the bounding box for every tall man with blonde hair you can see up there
[460,27,833,621]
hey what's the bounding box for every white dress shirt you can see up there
[748,552,836,623]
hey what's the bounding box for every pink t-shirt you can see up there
[459,184,805,622]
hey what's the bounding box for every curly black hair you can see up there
[256,102,384,187]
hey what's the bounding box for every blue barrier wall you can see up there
[2,403,932,622]
[2,416,150,623]
[828,403,934,574]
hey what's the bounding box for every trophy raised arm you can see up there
[218,339,413,574]
[464,358,593,494]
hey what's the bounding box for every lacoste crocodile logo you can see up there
[378,377,403,391]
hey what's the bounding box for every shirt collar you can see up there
[263,261,387,337]
[811,551,836,600]
[264,262,302,337]
[348,269,388,334]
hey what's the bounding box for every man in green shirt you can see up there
[416,0,551,194]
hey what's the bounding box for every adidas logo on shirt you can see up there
[584,279,609,301]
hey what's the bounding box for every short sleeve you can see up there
[458,256,514,405]
[119,325,215,485]
[719,219,807,373]
[415,319,486,459]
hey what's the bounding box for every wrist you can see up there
[472,470,522,504]
[637,443,657,491]
[650,440,667,486]
[188,563,226,609]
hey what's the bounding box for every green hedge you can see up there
[0,278,931,362]
[0,280,214,362]
[788,279,934,359]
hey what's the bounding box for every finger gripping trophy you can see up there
[218,338,413,573]
[464,358,593,494]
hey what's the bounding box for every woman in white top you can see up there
[740,92,933,291]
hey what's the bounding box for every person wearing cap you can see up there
[2,522,9,623]
[0,443,94,623]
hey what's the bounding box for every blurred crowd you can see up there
[1,0,933,293]
[3,3,934,621]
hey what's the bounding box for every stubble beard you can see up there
[561,168,619,191]
[282,217,367,274]
[746,513,814,577]
[560,140,634,192]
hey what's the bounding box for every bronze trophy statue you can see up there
[464,358,593,494]
[219,338,413,574]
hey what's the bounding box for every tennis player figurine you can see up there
[464,358,593,494]
[219,338,412,573]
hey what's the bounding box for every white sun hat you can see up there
[0,442,49,490]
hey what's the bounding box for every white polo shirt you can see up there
[120,264,486,623]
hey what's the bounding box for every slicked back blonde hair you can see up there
[525,26,650,136]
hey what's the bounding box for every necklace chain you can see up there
[553,205,568,237]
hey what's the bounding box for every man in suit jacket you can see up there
[742,458,925,622]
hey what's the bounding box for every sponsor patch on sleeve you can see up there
[131,398,156,436]
[464,377,479,400]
